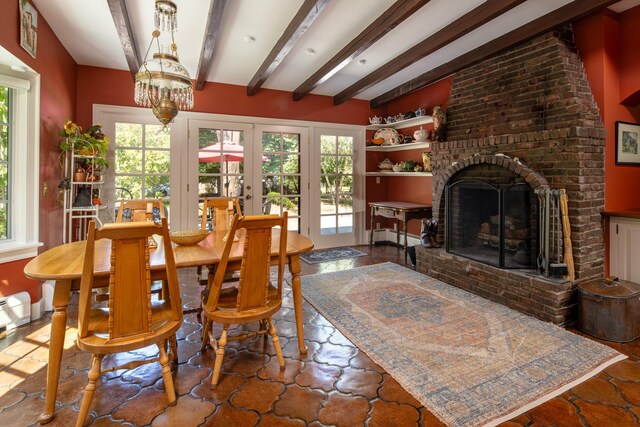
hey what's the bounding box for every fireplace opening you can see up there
[445,164,538,269]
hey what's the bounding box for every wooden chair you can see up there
[116,198,166,223]
[75,218,182,426]
[114,198,167,299]
[200,196,242,231]
[197,197,242,287]
[201,212,288,388]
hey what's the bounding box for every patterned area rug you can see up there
[301,263,625,427]
[300,247,368,264]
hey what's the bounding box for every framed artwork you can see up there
[616,121,640,166]
[19,0,38,59]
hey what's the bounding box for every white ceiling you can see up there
[32,0,640,101]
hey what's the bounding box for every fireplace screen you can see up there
[446,173,537,269]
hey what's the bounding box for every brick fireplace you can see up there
[415,27,606,325]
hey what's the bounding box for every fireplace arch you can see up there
[432,154,549,234]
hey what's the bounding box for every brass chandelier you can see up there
[134,0,193,128]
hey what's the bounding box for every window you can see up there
[0,86,10,239]
[114,122,171,211]
[0,66,41,262]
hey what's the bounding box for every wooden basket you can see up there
[169,229,210,246]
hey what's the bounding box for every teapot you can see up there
[415,107,426,117]
[413,126,429,142]
[395,113,405,122]
[369,115,382,125]
[378,158,394,171]
[385,116,396,124]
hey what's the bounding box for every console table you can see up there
[369,201,432,264]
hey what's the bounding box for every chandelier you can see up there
[134,0,193,128]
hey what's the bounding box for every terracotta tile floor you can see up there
[1,244,640,426]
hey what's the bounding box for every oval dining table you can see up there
[24,227,314,424]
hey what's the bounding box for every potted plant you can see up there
[60,120,110,170]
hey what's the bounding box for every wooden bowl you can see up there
[169,229,209,246]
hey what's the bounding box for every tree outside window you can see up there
[0,86,10,239]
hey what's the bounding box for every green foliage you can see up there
[0,87,9,239]
[60,121,110,169]
[114,123,170,199]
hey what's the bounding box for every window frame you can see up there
[0,67,41,263]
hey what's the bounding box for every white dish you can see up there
[373,128,400,146]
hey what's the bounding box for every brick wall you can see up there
[416,27,606,325]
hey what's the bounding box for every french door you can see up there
[250,125,309,233]
[186,120,309,233]
[310,128,364,248]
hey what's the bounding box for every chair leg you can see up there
[266,318,285,369]
[211,324,229,388]
[157,343,177,406]
[201,320,211,352]
[168,335,178,366]
[75,354,103,427]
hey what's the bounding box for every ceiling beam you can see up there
[195,0,228,90]
[107,0,140,81]
[246,0,330,96]
[333,0,525,106]
[292,0,431,102]
[370,0,619,108]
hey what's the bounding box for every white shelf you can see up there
[366,171,433,177]
[366,115,433,130]
[366,141,431,152]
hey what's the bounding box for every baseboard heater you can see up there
[0,291,31,332]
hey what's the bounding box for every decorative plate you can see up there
[373,128,401,146]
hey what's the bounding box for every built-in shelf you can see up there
[366,141,431,152]
[366,171,433,177]
[366,115,433,130]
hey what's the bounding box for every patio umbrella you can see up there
[198,141,268,162]
[198,141,267,196]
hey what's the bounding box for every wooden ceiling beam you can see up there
[195,0,228,90]
[292,0,431,102]
[107,0,140,81]
[333,0,525,105]
[370,0,619,108]
[246,0,330,96]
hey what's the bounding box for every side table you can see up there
[369,201,432,264]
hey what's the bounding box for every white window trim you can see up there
[0,66,42,263]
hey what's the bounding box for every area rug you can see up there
[300,247,367,264]
[301,263,625,427]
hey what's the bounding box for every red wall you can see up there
[365,77,452,235]
[574,9,640,212]
[76,66,373,127]
[619,6,640,106]
[0,1,77,300]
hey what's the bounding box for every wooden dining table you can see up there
[24,228,314,424]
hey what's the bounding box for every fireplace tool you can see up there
[536,188,572,278]
[536,189,550,276]
[549,190,569,277]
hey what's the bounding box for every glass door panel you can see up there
[114,122,171,217]
[311,129,363,248]
[320,135,354,235]
[197,126,246,217]
[261,131,301,232]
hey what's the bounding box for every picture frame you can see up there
[19,0,38,59]
[616,121,640,166]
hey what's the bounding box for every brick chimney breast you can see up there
[417,26,606,325]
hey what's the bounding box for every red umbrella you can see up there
[199,141,245,162]
[198,141,268,162]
